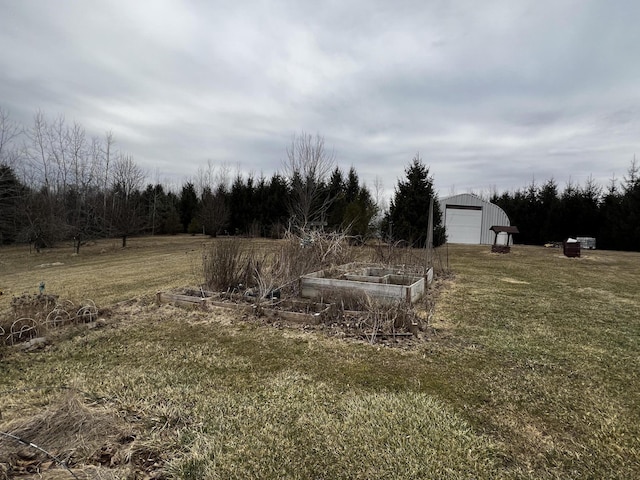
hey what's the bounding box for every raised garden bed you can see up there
[300,263,432,304]
[156,291,332,325]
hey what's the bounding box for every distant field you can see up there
[1,236,638,479]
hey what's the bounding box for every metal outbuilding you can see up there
[439,193,513,245]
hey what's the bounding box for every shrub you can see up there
[203,240,257,292]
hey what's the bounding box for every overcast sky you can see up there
[1,0,639,197]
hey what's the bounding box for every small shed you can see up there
[490,226,519,253]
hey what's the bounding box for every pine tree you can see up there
[538,179,560,243]
[343,184,376,240]
[620,158,640,250]
[199,185,229,237]
[326,167,346,230]
[179,182,199,233]
[0,163,26,244]
[387,154,445,247]
[598,175,622,250]
[345,167,360,203]
[265,173,289,237]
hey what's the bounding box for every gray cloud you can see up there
[2,0,639,198]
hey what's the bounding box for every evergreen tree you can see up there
[159,190,183,235]
[163,207,183,235]
[265,173,289,237]
[538,179,561,243]
[619,158,640,250]
[326,167,346,230]
[516,180,540,244]
[327,167,344,198]
[141,183,174,235]
[598,176,622,250]
[198,185,229,237]
[228,174,244,234]
[179,182,199,233]
[344,167,360,203]
[228,174,256,235]
[0,163,26,244]
[386,154,445,247]
[254,175,269,237]
[343,183,376,240]
[555,179,600,240]
[578,176,602,238]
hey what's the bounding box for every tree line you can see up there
[3,106,638,252]
[0,109,386,248]
[491,160,640,251]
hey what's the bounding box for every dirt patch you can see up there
[35,262,65,269]
[500,277,530,285]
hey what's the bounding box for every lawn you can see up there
[0,236,638,479]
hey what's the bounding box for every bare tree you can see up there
[47,115,72,196]
[112,155,145,198]
[109,155,146,247]
[20,111,70,247]
[193,160,215,199]
[23,110,52,189]
[67,126,107,252]
[194,160,232,199]
[98,130,115,234]
[0,106,20,164]
[23,113,107,251]
[283,131,335,227]
[66,121,87,247]
[1,109,152,248]
[193,160,232,236]
[371,175,388,227]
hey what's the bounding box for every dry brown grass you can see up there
[0,238,638,479]
[0,235,245,308]
[0,390,148,479]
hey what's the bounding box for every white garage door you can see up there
[445,207,482,244]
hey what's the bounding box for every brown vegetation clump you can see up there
[1,295,99,347]
[202,228,355,298]
[319,290,426,342]
[197,231,437,342]
[0,392,155,479]
[202,239,258,292]
[9,294,59,322]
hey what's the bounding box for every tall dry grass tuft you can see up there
[360,298,421,341]
[261,228,355,296]
[0,391,137,477]
[320,290,425,341]
[202,239,258,292]
[203,229,356,298]
[367,240,432,276]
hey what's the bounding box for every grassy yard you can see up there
[0,237,638,479]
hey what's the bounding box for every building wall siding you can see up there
[439,193,511,245]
